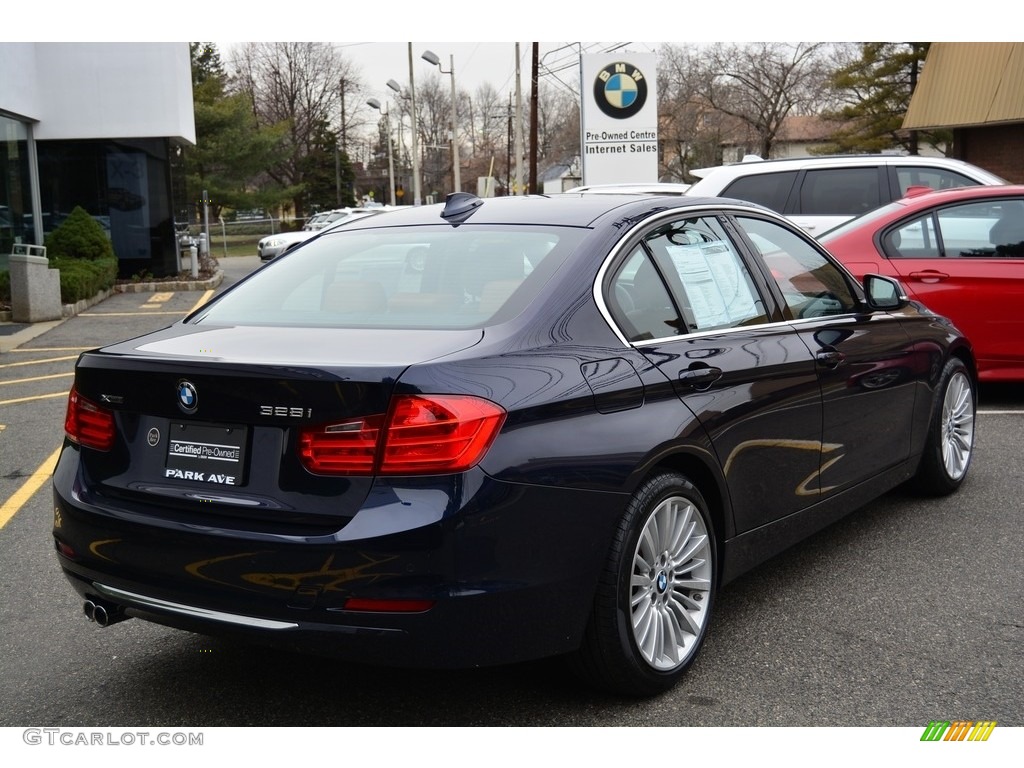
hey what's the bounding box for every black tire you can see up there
[571,472,716,697]
[910,356,976,496]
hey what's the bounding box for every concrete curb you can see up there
[0,270,224,352]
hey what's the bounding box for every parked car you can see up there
[566,182,691,195]
[258,210,385,261]
[55,191,976,697]
[686,154,1007,235]
[820,184,1024,382]
[304,206,387,232]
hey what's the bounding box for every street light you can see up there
[387,43,422,206]
[421,49,462,193]
[366,98,396,207]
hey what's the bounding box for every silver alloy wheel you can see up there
[941,370,975,481]
[630,494,713,671]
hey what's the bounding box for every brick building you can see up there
[903,43,1024,183]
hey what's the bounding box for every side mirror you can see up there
[863,274,908,311]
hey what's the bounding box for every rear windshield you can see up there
[193,224,584,329]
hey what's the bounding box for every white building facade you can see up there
[1,42,195,276]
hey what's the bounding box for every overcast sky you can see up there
[216,42,660,101]
[21,3,987,54]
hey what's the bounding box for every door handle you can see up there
[816,350,845,369]
[678,366,723,390]
[908,270,949,283]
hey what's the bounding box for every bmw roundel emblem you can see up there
[593,61,648,119]
[177,380,198,414]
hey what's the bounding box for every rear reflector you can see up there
[299,394,505,476]
[342,598,435,613]
[64,386,116,451]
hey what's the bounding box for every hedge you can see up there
[52,256,119,304]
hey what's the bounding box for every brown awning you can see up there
[903,43,1024,130]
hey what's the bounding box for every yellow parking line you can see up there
[80,311,184,317]
[0,391,69,406]
[0,372,74,386]
[0,445,62,529]
[191,289,216,311]
[5,347,91,353]
[0,355,79,369]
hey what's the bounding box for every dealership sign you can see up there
[580,53,659,185]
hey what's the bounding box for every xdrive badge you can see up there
[177,380,199,414]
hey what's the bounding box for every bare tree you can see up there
[466,83,510,191]
[229,42,365,216]
[657,44,721,181]
[700,42,833,159]
[536,82,580,175]
[414,74,452,200]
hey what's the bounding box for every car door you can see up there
[604,212,825,535]
[789,166,886,235]
[731,213,923,497]
[880,197,1024,375]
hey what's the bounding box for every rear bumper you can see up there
[52,464,626,668]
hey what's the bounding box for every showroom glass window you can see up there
[0,113,35,252]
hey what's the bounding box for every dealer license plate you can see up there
[164,422,248,487]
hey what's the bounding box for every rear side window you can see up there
[895,166,981,195]
[799,168,881,216]
[885,198,1024,258]
[721,171,798,212]
[607,216,768,341]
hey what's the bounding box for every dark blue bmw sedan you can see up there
[53,191,976,696]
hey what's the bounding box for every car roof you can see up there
[564,182,691,195]
[689,154,1006,185]
[326,192,774,231]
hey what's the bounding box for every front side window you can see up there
[735,215,857,320]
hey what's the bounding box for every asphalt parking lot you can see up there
[1,255,1021,735]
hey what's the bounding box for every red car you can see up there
[821,185,1024,382]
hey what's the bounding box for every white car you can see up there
[565,182,691,195]
[686,154,1007,235]
[258,210,386,261]
[303,206,388,232]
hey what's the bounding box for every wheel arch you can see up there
[640,450,732,577]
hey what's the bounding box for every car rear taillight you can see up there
[298,395,506,476]
[64,386,116,451]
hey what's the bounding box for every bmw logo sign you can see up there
[177,380,199,414]
[593,61,648,119]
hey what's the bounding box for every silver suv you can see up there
[686,154,1007,235]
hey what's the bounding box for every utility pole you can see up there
[514,43,524,195]
[530,43,539,195]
